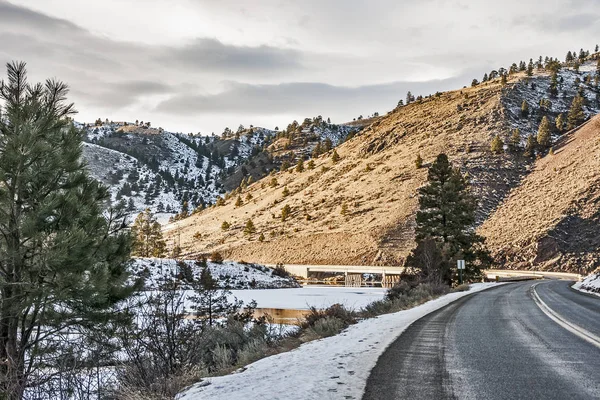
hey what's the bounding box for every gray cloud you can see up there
[159,38,303,74]
[2,0,598,133]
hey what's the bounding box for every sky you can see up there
[0,0,599,134]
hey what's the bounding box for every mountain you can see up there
[164,58,600,272]
[80,117,359,221]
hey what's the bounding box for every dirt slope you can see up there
[479,115,600,273]
[165,77,525,265]
[165,64,599,270]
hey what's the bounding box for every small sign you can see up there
[457,260,465,270]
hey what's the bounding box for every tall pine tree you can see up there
[131,208,167,257]
[567,94,586,130]
[537,116,552,148]
[414,154,489,283]
[0,62,135,398]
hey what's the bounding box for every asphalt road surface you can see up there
[363,280,600,400]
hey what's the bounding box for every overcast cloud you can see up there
[1,0,599,133]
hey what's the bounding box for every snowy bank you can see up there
[572,271,600,297]
[130,258,300,290]
[177,283,501,400]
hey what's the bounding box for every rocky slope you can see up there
[164,60,600,271]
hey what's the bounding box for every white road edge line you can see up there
[531,283,600,349]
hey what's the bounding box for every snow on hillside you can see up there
[503,61,600,143]
[177,283,501,400]
[573,270,600,296]
[129,258,300,290]
[83,142,181,214]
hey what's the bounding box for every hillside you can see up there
[479,114,600,273]
[80,117,358,220]
[165,60,600,268]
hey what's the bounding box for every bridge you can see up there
[267,264,405,287]
[268,264,581,287]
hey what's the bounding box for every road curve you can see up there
[363,280,600,400]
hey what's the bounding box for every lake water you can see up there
[230,286,387,324]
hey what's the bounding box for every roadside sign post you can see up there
[457,260,465,284]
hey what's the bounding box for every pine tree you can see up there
[282,186,290,197]
[331,150,340,163]
[281,204,291,222]
[537,116,552,148]
[490,135,504,154]
[414,154,488,283]
[341,203,349,216]
[567,94,585,130]
[235,196,243,207]
[566,51,574,63]
[131,208,167,257]
[549,71,559,97]
[521,100,529,117]
[556,113,566,133]
[509,128,521,151]
[526,59,534,76]
[189,266,238,327]
[0,63,134,397]
[244,219,256,235]
[221,221,231,231]
[524,134,537,157]
[415,153,423,169]
[258,233,265,242]
[296,158,305,173]
[308,160,315,169]
[501,73,507,85]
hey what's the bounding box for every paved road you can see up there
[363,281,600,400]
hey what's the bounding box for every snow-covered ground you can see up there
[229,286,386,310]
[572,271,600,297]
[130,257,300,290]
[177,283,501,400]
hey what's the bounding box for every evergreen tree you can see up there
[524,134,537,157]
[509,128,521,151]
[414,154,488,283]
[537,116,552,148]
[282,186,290,197]
[244,219,256,235]
[0,62,134,397]
[501,73,507,85]
[549,71,559,97]
[490,135,504,154]
[331,149,340,163]
[521,100,529,117]
[566,51,574,63]
[308,160,315,169]
[235,196,243,207]
[556,113,566,133]
[131,208,167,257]
[567,94,586,129]
[189,266,238,327]
[281,204,291,222]
[415,153,423,169]
[221,221,230,231]
[526,59,534,76]
[296,158,305,173]
[341,203,349,216]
